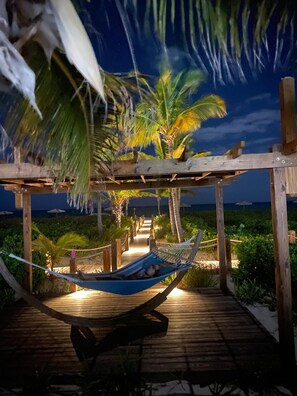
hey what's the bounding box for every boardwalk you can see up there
[121,218,150,266]
[0,219,290,389]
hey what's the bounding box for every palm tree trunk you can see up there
[171,188,184,242]
[168,193,177,235]
[113,203,122,228]
[157,195,161,216]
[125,199,129,216]
[97,193,103,234]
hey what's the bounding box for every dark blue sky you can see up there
[0,2,296,210]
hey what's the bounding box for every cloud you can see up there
[196,109,280,143]
[244,93,272,104]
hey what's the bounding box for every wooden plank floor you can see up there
[0,285,284,387]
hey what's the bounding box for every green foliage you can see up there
[235,237,275,290]
[235,279,267,305]
[155,214,171,239]
[163,266,217,288]
[180,266,217,288]
[181,214,216,239]
[0,233,47,309]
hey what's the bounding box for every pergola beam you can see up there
[4,177,233,194]
[1,151,297,182]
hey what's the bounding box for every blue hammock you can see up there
[0,230,203,296]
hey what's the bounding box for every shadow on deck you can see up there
[0,285,293,389]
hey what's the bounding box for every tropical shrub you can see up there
[180,266,217,288]
[0,233,47,309]
[235,279,267,305]
[235,237,275,291]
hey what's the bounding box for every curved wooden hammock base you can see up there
[0,256,187,327]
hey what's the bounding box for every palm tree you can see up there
[107,190,156,228]
[32,225,89,270]
[126,67,226,242]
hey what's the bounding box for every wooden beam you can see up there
[224,141,245,159]
[23,193,32,292]
[107,176,121,185]
[280,77,297,152]
[195,172,211,181]
[131,153,297,176]
[215,180,227,293]
[0,163,54,179]
[2,151,297,181]
[170,173,177,182]
[270,167,295,365]
[221,170,246,179]
[4,177,234,194]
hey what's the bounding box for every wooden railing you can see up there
[66,215,146,290]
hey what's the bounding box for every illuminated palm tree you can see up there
[108,190,156,228]
[127,67,226,241]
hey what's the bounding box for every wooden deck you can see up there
[0,285,285,387]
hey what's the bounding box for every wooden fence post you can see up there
[130,226,134,243]
[112,239,122,271]
[69,250,77,292]
[124,230,129,251]
[103,248,111,272]
[149,238,156,251]
[288,230,296,244]
[133,222,137,237]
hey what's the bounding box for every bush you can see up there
[180,266,217,288]
[0,233,47,309]
[235,237,275,290]
[163,266,217,289]
[235,279,267,305]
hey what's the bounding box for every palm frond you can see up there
[125,0,296,83]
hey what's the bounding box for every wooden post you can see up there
[270,167,295,365]
[133,222,137,237]
[288,230,296,244]
[280,77,297,149]
[130,226,134,243]
[69,250,77,292]
[225,237,232,270]
[149,238,156,251]
[112,238,122,271]
[215,181,227,293]
[124,230,129,251]
[103,248,111,272]
[23,193,32,292]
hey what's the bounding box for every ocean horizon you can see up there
[3,201,297,219]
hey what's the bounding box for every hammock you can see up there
[0,231,203,296]
[0,231,203,327]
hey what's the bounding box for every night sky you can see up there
[0,2,296,211]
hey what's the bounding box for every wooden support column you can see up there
[270,167,296,365]
[215,181,227,293]
[23,193,32,292]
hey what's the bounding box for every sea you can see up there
[4,201,297,219]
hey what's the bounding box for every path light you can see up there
[70,290,95,300]
[170,287,185,298]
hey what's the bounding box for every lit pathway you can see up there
[121,218,151,266]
